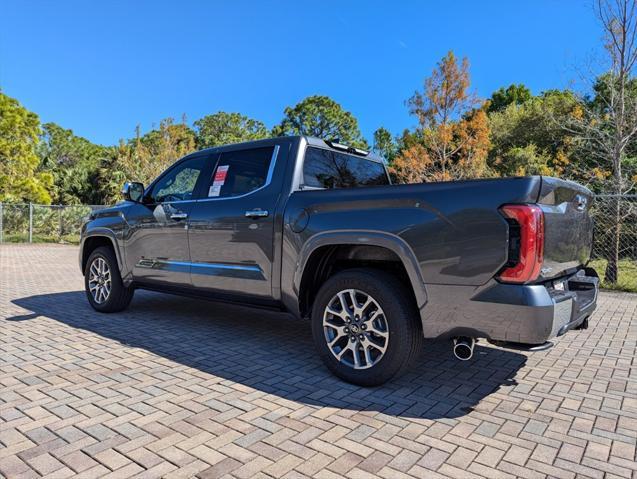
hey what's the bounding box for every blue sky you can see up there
[1,1,602,146]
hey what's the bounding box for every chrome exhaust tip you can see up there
[453,337,475,361]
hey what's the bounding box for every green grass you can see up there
[589,259,637,293]
[1,233,81,244]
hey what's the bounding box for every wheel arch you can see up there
[80,230,123,274]
[294,231,427,318]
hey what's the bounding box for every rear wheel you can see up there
[311,268,422,386]
[84,246,134,313]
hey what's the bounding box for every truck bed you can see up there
[284,175,593,287]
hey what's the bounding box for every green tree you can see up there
[137,118,196,165]
[494,144,554,176]
[97,142,133,205]
[273,95,368,148]
[487,90,579,176]
[563,0,637,284]
[570,73,637,190]
[372,127,397,162]
[0,92,52,203]
[98,118,196,204]
[38,123,108,204]
[487,84,532,113]
[396,128,425,153]
[194,111,269,148]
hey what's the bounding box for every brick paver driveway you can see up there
[1,244,636,479]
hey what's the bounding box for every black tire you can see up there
[311,268,423,387]
[84,246,134,313]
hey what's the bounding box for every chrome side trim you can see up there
[190,261,266,280]
[135,259,190,274]
[195,144,281,203]
[147,199,198,206]
[190,262,262,272]
[135,259,265,280]
[291,137,309,192]
[265,144,280,184]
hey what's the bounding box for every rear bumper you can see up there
[555,271,598,334]
[420,268,599,345]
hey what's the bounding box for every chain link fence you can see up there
[589,195,637,292]
[1,197,636,291]
[0,204,108,245]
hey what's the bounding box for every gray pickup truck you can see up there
[80,136,599,386]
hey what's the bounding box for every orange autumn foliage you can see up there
[392,51,492,183]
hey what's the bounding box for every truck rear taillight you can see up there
[498,204,544,283]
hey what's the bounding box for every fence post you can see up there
[29,203,33,243]
[0,202,3,244]
[59,206,63,243]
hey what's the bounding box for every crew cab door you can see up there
[187,144,286,299]
[125,154,212,287]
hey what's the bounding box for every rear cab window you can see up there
[302,147,389,189]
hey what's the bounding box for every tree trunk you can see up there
[604,196,621,284]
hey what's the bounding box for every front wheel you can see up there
[311,268,422,386]
[84,246,134,313]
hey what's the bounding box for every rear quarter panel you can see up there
[281,177,541,314]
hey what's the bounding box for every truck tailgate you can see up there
[536,176,594,281]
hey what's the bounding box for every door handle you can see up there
[170,212,188,220]
[245,210,269,218]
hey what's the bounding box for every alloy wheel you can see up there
[88,257,111,304]
[322,289,389,369]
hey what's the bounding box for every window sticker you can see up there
[208,184,222,197]
[213,165,229,185]
[209,165,229,197]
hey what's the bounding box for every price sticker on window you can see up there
[209,165,229,197]
[214,165,229,185]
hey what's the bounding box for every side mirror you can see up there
[121,181,145,203]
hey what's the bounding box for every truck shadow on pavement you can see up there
[11,290,527,420]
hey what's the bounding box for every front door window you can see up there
[149,156,208,204]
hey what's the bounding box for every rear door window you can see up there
[303,147,389,189]
[207,146,275,198]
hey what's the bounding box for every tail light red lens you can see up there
[498,204,544,283]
